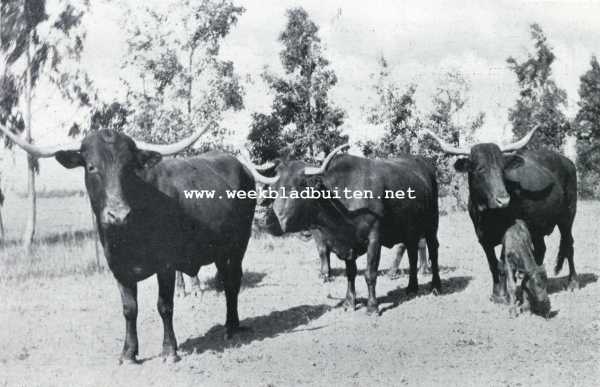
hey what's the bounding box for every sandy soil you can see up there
[1,206,599,387]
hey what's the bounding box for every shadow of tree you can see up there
[547,272,598,295]
[179,304,331,355]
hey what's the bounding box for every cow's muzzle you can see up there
[101,203,131,226]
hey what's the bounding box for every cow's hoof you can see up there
[387,269,401,280]
[175,290,187,298]
[365,304,379,316]
[406,283,418,296]
[319,273,333,283]
[190,286,203,297]
[119,357,139,366]
[431,287,441,296]
[490,293,508,304]
[567,278,580,291]
[509,306,519,319]
[343,299,356,311]
[162,353,181,364]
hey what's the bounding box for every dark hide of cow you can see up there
[454,145,578,303]
[55,130,256,364]
[269,154,440,314]
[500,219,551,318]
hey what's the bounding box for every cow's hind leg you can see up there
[364,228,382,315]
[557,220,578,290]
[175,271,186,298]
[343,258,357,311]
[189,274,202,296]
[426,235,441,294]
[406,242,420,295]
[217,255,248,339]
[387,243,405,279]
[532,236,546,266]
[117,280,139,365]
[317,240,332,282]
[417,238,430,275]
[483,244,507,303]
[157,270,179,362]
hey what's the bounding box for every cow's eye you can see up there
[87,164,97,173]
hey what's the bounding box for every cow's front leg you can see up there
[117,280,139,365]
[503,260,519,318]
[364,228,381,315]
[190,274,202,296]
[157,270,179,362]
[483,244,506,303]
[343,258,357,311]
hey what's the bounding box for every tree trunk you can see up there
[22,29,36,250]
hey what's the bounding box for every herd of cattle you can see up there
[0,123,579,364]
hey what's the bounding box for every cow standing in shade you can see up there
[424,127,578,303]
[500,219,551,318]
[256,145,441,314]
[0,125,277,364]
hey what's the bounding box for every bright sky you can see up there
[2,0,600,191]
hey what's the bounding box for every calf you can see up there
[500,219,551,318]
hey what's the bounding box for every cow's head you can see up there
[423,127,539,211]
[245,144,349,233]
[522,265,551,318]
[0,125,209,228]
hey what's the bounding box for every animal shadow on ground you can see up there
[200,271,268,292]
[179,304,331,355]
[327,265,457,279]
[547,272,598,295]
[377,275,473,315]
[0,230,96,249]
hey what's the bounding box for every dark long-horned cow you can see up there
[254,144,441,314]
[423,126,578,304]
[0,124,277,364]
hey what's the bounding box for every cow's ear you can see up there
[504,155,525,171]
[504,155,554,192]
[136,150,162,169]
[454,158,472,173]
[55,150,85,169]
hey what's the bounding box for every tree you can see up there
[422,71,485,211]
[507,23,568,151]
[1,0,92,248]
[358,55,420,159]
[571,56,600,197]
[119,0,245,155]
[248,7,347,163]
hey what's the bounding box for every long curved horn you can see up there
[304,143,350,175]
[132,125,211,156]
[421,129,470,156]
[500,125,540,152]
[238,155,280,185]
[0,124,81,157]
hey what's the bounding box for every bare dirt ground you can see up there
[1,200,599,386]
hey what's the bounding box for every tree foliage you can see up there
[422,71,485,210]
[247,7,347,163]
[507,23,568,150]
[117,0,245,155]
[359,55,420,159]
